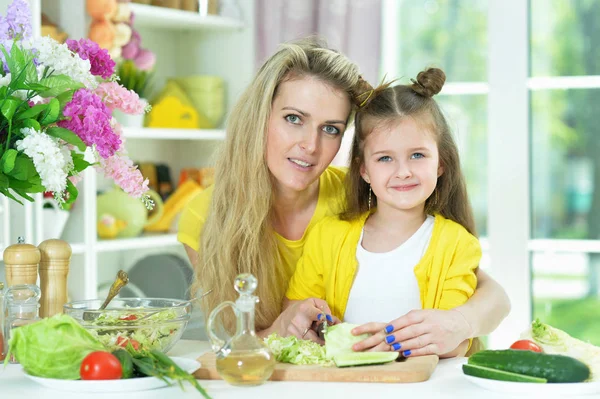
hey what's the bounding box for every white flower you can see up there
[0,73,11,87]
[16,128,68,195]
[29,36,97,89]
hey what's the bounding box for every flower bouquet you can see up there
[0,0,152,208]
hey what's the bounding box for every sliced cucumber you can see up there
[463,363,547,383]
[334,352,399,368]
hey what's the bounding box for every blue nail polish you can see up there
[385,335,394,344]
[326,314,333,322]
[317,314,322,321]
[392,343,401,351]
[403,350,411,357]
[385,325,393,334]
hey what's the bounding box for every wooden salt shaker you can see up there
[3,237,40,287]
[38,239,71,318]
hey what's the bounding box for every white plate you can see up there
[463,373,600,396]
[24,357,201,393]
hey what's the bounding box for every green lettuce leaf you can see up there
[4,314,105,379]
[264,333,329,365]
[521,319,600,382]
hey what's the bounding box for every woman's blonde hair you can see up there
[192,37,368,331]
[342,67,476,236]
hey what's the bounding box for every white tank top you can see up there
[343,215,435,324]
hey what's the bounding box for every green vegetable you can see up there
[333,352,399,368]
[323,323,369,359]
[4,314,105,379]
[521,319,600,382]
[264,333,329,365]
[112,349,134,379]
[468,349,590,383]
[128,349,211,399]
[85,308,182,352]
[463,364,547,383]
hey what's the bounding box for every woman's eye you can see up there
[322,125,340,135]
[285,114,301,124]
[411,152,425,159]
[377,155,392,162]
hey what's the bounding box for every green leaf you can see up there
[22,83,50,92]
[38,75,83,98]
[71,151,92,172]
[9,177,44,193]
[12,188,35,202]
[46,127,86,151]
[1,97,20,120]
[65,179,78,205]
[16,103,47,120]
[39,98,60,125]
[0,188,23,204]
[8,156,36,181]
[55,90,75,108]
[19,118,41,132]
[0,173,8,189]
[1,148,18,173]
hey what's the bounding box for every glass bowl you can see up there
[63,298,191,353]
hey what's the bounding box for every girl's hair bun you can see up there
[410,68,446,98]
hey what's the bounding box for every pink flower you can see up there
[94,81,147,115]
[121,30,140,60]
[58,89,121,158]
[98,152,149,198]
[134,48,155,71]
[66,38,115,79]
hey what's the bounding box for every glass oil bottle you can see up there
[207,273,275,386]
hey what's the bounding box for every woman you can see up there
[178,37,510,353]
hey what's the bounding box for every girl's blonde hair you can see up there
[342,67,476,236]
[192,37,368,331]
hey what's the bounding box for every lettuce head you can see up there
[5,314,106,379]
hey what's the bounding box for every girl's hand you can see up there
[275,298,338,344]
[350,322,390,352]
[352,309,473,357]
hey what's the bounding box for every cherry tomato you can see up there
[119,315,138,321]
[80,351,122,380]
[116,336,140,351]
[510,339,543,352]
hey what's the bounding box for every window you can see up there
[382,0,600,346]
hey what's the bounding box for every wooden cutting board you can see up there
[194,352,439,383]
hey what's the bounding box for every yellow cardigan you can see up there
[286,213,480,321]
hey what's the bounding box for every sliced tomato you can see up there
[80,351,122,380]
[116,336,140,351]
[119,314,138,321]
[510,339,543,352]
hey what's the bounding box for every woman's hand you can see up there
[268,298,339,344]
[351,309,473,357]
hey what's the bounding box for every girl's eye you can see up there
[285,114,301,124]
[322,125,340,135]
[377,155,392,162]
[411,152,425,159]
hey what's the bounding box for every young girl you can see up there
[285,67,481,358]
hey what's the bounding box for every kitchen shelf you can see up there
[122,127,226,140]
[130,3,244,31]
[96,233,180,252]
[70,243,86,255]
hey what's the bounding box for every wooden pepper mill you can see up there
[3,237,40,288]
[38,239,72,318]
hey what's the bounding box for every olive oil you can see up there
[216,349,275,386]
[207,274,276,387]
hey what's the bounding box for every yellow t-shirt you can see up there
[286,213,480,321]
[177,166,348,275]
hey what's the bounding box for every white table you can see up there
[0,340,593,398]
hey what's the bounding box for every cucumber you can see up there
[463,363,547,383]
[112,349,134,379]
[334,352,399,368]
[468,349,590,383]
